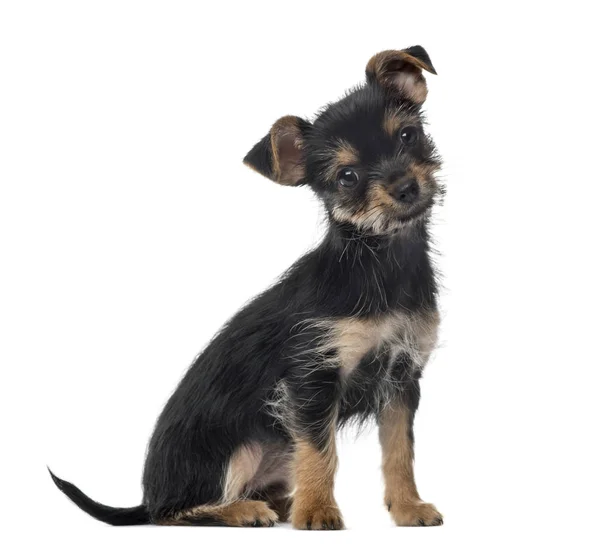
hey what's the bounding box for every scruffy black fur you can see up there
[51,46,445,529]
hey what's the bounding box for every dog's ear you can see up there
[366,46,436,104]
[244,116,311,186]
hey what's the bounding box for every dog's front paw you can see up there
[291,502,344,530]
[386,500,443,526]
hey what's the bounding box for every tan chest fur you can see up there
[313,309,440,377]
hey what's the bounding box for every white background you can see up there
[1,1,599,549]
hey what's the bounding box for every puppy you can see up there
[50,46,444,529]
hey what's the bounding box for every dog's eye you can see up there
[337,168,359,188]
[400,126,418,145]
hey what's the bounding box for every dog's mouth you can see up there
[330,192,436,236]
[358,200,434,235]
[394,197,435,223]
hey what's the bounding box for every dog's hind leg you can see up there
[161,499,278,527]
[263,484,293,523]
[248,481,293,522]
[244,442,294,522]
[158,441,286,527]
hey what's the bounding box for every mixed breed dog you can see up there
[51,46,445,529]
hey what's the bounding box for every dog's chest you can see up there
[328,310,439,377]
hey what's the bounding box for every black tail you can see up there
[48,468,150,526]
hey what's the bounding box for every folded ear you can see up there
[366,46,436,104]
[243,115,311,186]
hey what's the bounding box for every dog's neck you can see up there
[310,219,438,316]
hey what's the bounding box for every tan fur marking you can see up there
[335,140,359,168]
[291,435,344,529]
[331,183,393,235]
[331,315,398,376]
[411,161,441,190]
[369,182,399,208]
[379,405,443,526]
[380,406,419,501]
[163,500,278,527]
[383,113,403,137]
[384,111,421,138]
[332,181,407,235]
[223,442,264,502]
[321,139,359,182]
[331,155,442,235]
[309,309,439,376]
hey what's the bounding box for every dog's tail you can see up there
[48,468,151,526]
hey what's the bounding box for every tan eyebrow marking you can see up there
[334,140,359,167]
[383,113,403,137]
[320,139,359,181]
[383,110,421,138]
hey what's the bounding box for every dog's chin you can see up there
[393,199,434,224]
[364,206,432,237]
[330,198,434,236]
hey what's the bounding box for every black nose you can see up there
[389,178,419,204]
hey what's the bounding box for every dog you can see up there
[50,46,444,530]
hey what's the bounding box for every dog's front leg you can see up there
[287,367,344,530]
[379,398,443,526]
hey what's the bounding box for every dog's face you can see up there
[245,47,442,235]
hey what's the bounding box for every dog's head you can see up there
[244,46,442,235]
